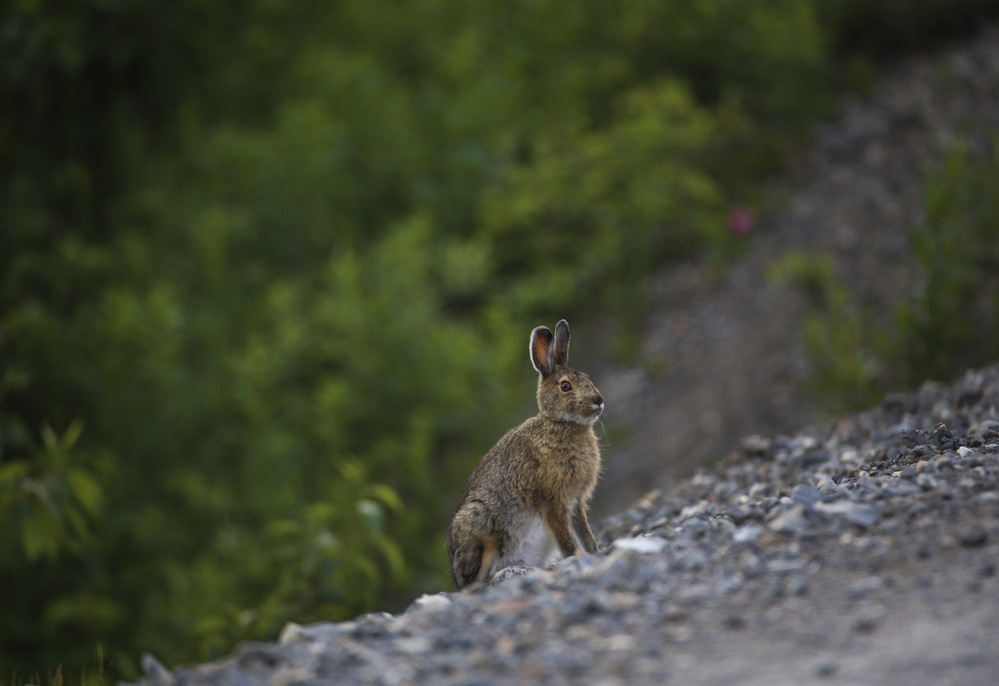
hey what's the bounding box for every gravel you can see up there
[134,363,999,686]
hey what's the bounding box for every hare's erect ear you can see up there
[552,319,570,367]
[530,326,554,379]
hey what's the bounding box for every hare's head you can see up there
[530,320,604,425]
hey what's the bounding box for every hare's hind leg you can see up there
[449,535,499,588]
[448,501,502,588]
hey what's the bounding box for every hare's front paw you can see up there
[485,565,541,586]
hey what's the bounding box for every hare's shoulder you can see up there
[462,419,542,486]
[486,417,545,458]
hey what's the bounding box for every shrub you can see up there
[775,142,999,412]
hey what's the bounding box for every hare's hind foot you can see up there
[451,535,500,589]
[483,564,536,586]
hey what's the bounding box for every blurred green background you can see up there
[2,0,997,682]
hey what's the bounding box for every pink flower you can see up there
[729,208,753,236]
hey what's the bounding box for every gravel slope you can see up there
[137,364,999,686]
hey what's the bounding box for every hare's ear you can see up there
[552,319,570,367]
[530,326,554,379]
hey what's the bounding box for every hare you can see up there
[447,319,604,588]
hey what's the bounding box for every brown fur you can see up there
[447,320,604,588]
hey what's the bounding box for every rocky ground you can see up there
[133,27,999,686]
[138,363,999,686]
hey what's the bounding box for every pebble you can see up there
[885,482,922,498]
[278,621,349,644]
[916,473,940,491]
[847,575,884,598]
[768,503,813,536]
[351,612,396,638]
[852,604,887,633]
[140,654,175,686]
[959,528,989,548]
[612,536,668,554]
[791,485,824,507]
[765,557,810,574]
[813,500,881,528]
[394,635,433,655]
[742,434,772,455]
[816,662,839,678]
[933,454,954,469]
[724,503,765,524]
[733,523,764,544]
[411,593,452,614]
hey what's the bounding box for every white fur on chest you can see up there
[488,507,582,577]
[512,517,558,567]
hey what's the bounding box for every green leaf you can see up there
[356,499,385,533]
[41,424,59,454]
[366,484,403,514]
[68,469,103,514]
[374,536,406,581]
[21,513,59,562]
[0,461,30,486]
[61,419,85,451]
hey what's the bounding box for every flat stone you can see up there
[612,535,668,554]
[814,500,881,528]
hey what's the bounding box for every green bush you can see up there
[891,143,999,385]
[769,253,885,412]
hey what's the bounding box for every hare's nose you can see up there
[593,394,604,408]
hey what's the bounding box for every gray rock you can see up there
[813,500,881,528]
[141,654,176,686]
[790,484,824,508]
[767,503,814,537]
[611,535,667,554]
[959,528,988,548]
[916,473,941,491]
[593,548,667,593]
[724,503,766,524]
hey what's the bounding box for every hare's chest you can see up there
[520,517,559,565]
[534,439,599,485]
[557,447,600,496]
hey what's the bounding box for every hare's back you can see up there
[469,419,542,480]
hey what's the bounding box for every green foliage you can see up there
[769,254,885,411]
[481,80,740,310]
[891,144,999,384]
[3,0,995,682]
[0,418,102,562]
[775,143,999,412]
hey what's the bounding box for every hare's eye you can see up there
[560,381,572,392]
